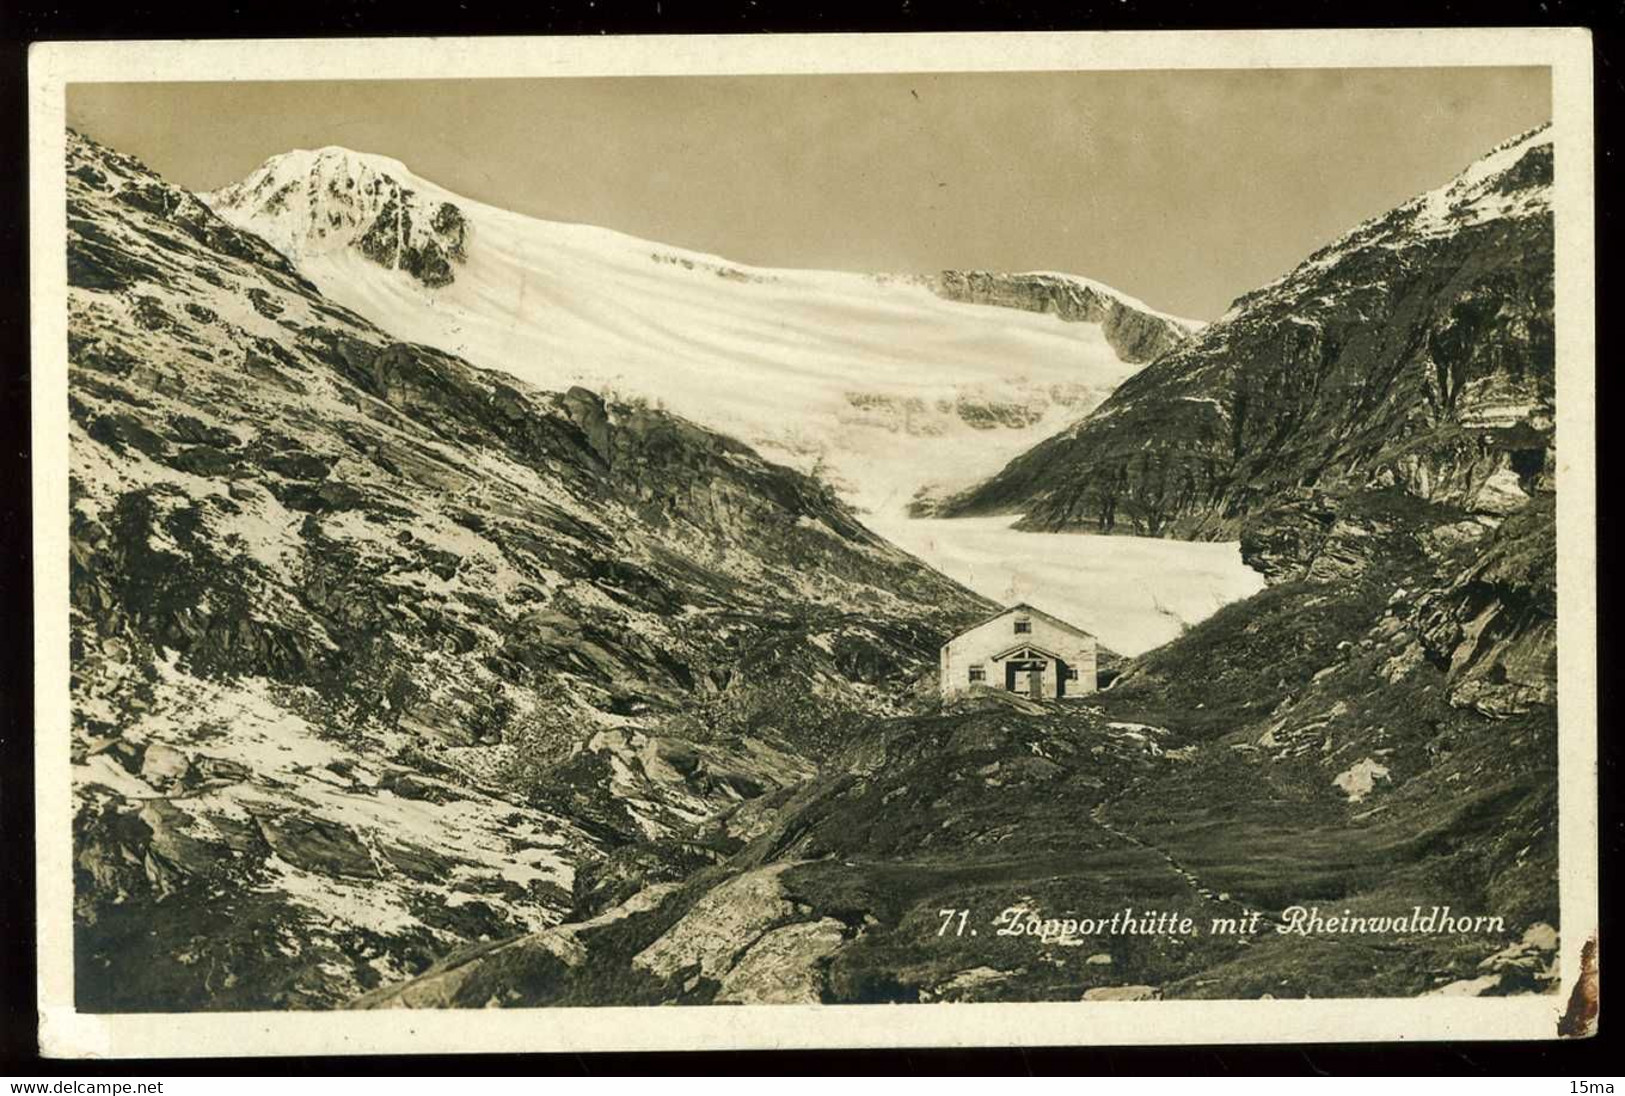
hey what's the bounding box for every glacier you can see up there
[205,145,1257,652]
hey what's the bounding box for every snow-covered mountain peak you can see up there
[1406,122,1552,236]
[206,145,470,285]
[1220,123,1553,322]
[233,144,420,190]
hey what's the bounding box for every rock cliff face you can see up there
[942,126,1555,545]
[929,270,1199,363]
[65,130,988,1010]
[1410,495,1556,718]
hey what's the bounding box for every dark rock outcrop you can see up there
[1410,494,1556,717]
[930,270,1196,363]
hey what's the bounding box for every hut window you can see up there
[1065,667,1079,681]
[1014,619,1032,634]
[968,666,986,683]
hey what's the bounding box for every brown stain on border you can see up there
[1558,935,1599,1037]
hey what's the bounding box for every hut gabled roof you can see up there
[951,601,1095,643]
[989,641,1068,662]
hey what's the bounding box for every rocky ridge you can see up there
[927,270,1200,363]
[939,125,1555,548]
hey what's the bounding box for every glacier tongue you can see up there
[867,513,1266,656]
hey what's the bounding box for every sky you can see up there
[66,68,1550,320]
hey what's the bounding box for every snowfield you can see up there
[868,513,1266,656]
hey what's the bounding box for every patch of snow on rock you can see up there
[1333,757,1392,803]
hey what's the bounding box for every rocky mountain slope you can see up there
[364,515,1559,1007]
[939,125,1554,548]
[934,124,1559,724]
[201,146,1198,518]
[65,130,990,1011]
[361,486,1559,1009]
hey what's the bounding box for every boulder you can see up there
[633,862,802,981]
[1332,757,1391,803]
[255,811,379,878]
[714,918,847,1004]
[1082,984,1160,1001]
[139,743,193,790]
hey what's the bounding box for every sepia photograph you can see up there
[26,29,1597,1055]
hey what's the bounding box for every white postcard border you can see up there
[28,27,1597,1057]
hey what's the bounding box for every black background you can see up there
[0,0,1616,1076]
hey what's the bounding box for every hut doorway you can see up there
[1005,659,1048,699]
